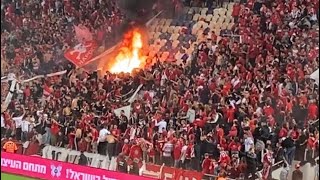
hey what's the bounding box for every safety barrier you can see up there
[1,152,152,180]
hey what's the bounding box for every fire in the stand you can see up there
[110,29,146,74]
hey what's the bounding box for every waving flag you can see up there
[64,41,98,67]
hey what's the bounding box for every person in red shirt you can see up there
[308,100,318,120]
[262,148,273,180]
[216,125,224,142]
[173,140,182,167]
[232,2,241,22]
[228,121,238,137]
[129,141,143,162]
[185,142,195,169]
[306,133,316,163]
[226,105,236,124]
[278,123,288,138]
[228,137,241,154]
[111,125,120,140]
[122,139,131,156]
[201,153,214,174]
[218,148,230,169]
[263,103,274,117]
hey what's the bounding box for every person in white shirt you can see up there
[162,141,174,166]
[180,106,196,123]
[155,119,167,133]
[1,114,5,138]
[97,125,110,155]
[21,117,31,142]
[180,143,188,168]
[244,133,254,152]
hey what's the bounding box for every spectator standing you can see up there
[12,107,25,141]
[262,147,273,180]
[97,125,110,155]
[315,159,319,180]
[279,161,289,180]
[1,113,5,138]
[162,140,174,166]
[117,153,128,173]
[245,147,257,180]
[155,118,167,133]
[78,151,88,166]
[292,164,303,180]
[281,132,296,166]
[21,116,30,142]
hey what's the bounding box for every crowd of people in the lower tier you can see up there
[1,0,319,180]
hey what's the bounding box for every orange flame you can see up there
[110,29,146,74]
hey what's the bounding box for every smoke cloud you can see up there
[118,0,157,22]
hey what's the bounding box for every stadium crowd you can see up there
[1,0,319,180]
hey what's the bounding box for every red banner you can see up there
[1,152,152,180]
[64,41,98,67]
[142,163,203,180]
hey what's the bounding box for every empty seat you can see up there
[161,26,169,33]
[224,17,231,24]
[167,26,174,34]
[227,11,233,17]
[170,33,179,41]
[173,26,181,33]
[205,14,213,22]
[172,40,180,48]
[220,23,228,30]
[193,13,200,21]
[159,19,166,26]
[165,19,172,27]
[200,8,208,15]
[199,15,206,21]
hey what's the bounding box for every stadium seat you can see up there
[228,3,235,10]
[199,15,206,21]
[225,17,232,24]
[173,27,180,34]
[161,26,168,33]
[218,16,226,23]
[200,8,208,15]
[193,13,200,21]
[159,19,166,26]
[219,8,228,16]
[212,15,219,23]
[170,33,179,41]
[220,23,228,30]
[227,22,235,30]
[153,32,161,39]
[160,39,167,47]
[226,11,232,17]
[167,26,174,34]
[205,14,213,22]
[213,9,220,16]
[165,19,172,27]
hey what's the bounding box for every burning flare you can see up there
[110,29,146,73]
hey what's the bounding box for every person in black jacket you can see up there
[245,147,257,180]
[78,151,88,166]
[281,133,296,165]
